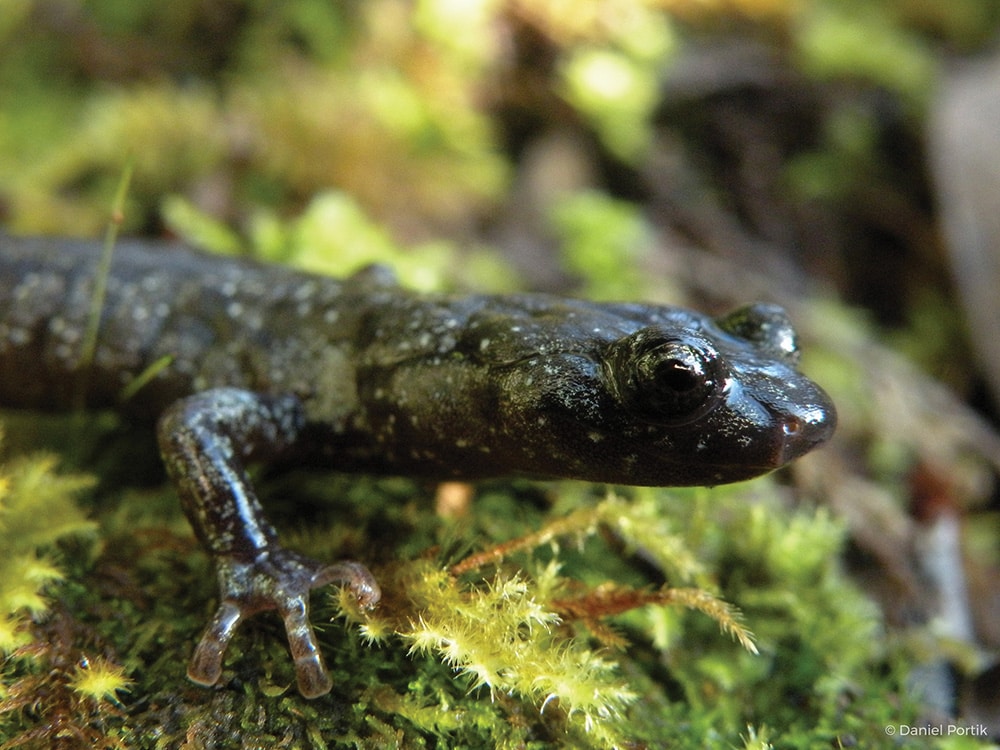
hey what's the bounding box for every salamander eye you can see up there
[605,329,728,425]
[716,303,799,364]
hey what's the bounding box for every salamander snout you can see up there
[770,390,837,467]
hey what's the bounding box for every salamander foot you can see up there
[187,551,380,698]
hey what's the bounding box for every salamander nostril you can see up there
[774,397,838,466]
[782,416,804,438]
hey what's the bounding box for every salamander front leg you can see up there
[156,387,380,698]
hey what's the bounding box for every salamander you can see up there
[0,232,836,698]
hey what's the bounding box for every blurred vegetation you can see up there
[3,0,995,244]
[2,0,1000,748]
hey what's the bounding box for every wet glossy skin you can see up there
[0,233,836,698]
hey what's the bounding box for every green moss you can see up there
[0,431,129,746]
[794,3,936,107]
[0,411,914,748]
[548,191,657,301]
[0,435,97,637]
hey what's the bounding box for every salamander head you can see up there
[493,302,836,486]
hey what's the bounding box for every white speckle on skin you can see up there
[243,311,264,331]
[293,282,317,301]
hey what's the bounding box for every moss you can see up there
[1,406,919,748]
[0,433,97,652]
[0,431,130,748]
[548,191,658,301]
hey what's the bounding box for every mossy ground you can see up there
[0,421,928,748]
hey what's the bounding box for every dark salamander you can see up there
[0,233,836,698]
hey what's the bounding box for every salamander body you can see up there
[0,234,836,697]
